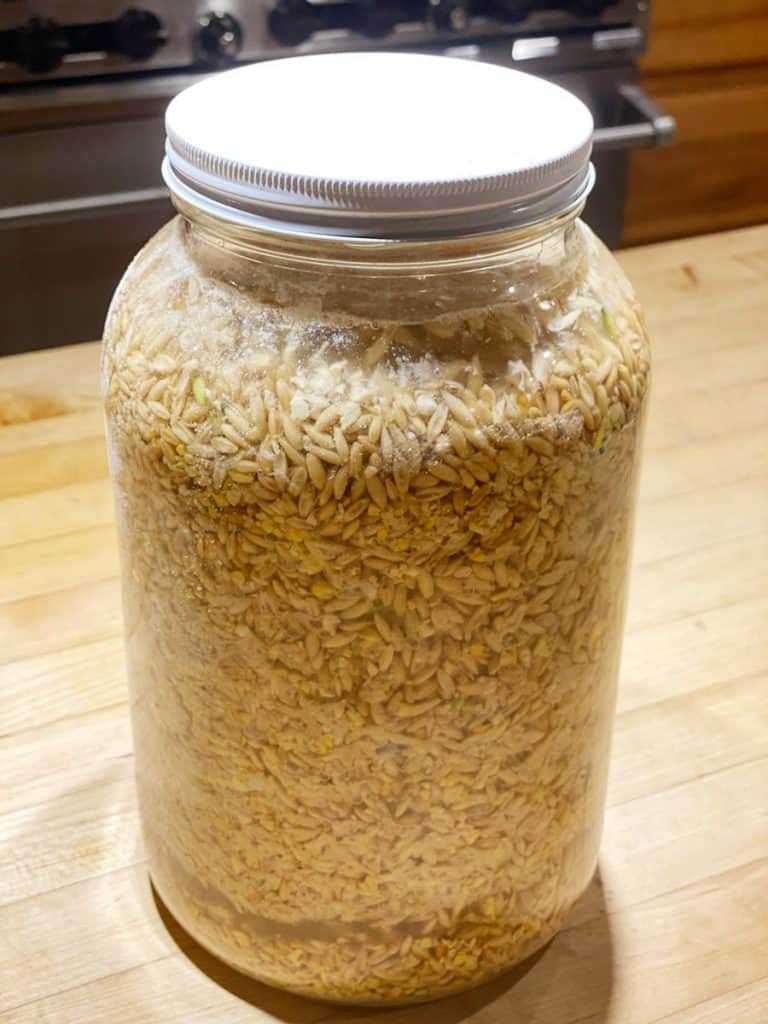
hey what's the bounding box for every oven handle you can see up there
[2,88,672,228]
[0,186,170,227]
[592,84,675,153]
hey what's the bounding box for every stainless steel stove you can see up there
[0,1,673,353]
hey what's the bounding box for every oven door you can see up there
[1,190,172,355]
[0,104,174,356]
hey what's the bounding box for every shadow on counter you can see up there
[151,868,614,1024]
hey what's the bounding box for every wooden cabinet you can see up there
[622,1,768,245]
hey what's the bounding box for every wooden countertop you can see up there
[1,225,767,1024]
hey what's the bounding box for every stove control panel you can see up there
[13,17,68,74]
[0,7,168,75]
[0,1,647,85]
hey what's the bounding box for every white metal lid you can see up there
[163,52,595,240]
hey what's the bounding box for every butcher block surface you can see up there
[1,225,767,1023]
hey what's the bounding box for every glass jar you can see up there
[103,54,649,1004]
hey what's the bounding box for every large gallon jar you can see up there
[103,54,649,1004]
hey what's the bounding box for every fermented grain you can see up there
[103,217,649,1003]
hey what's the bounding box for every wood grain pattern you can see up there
[1,226,767,1023]
[623,1,768,245]
[641,0,768,75]
[623,115,768,246]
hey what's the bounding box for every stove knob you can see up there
[196,12,243,66]
[16,17,68,74]
[428,0,470,31]
[115,8,167,60]
[268,1,321,46]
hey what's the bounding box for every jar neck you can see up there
[176,196,589,323]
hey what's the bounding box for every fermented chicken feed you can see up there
[103,217,649,1003]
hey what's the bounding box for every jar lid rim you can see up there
[164,52,595,240]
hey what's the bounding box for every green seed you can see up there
[192,376,207,405]
[601,306,619,342]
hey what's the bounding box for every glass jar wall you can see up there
[102,205,649,1003]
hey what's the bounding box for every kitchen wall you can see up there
[623,0,768,245]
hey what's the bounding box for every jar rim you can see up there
[165,157,594,246]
